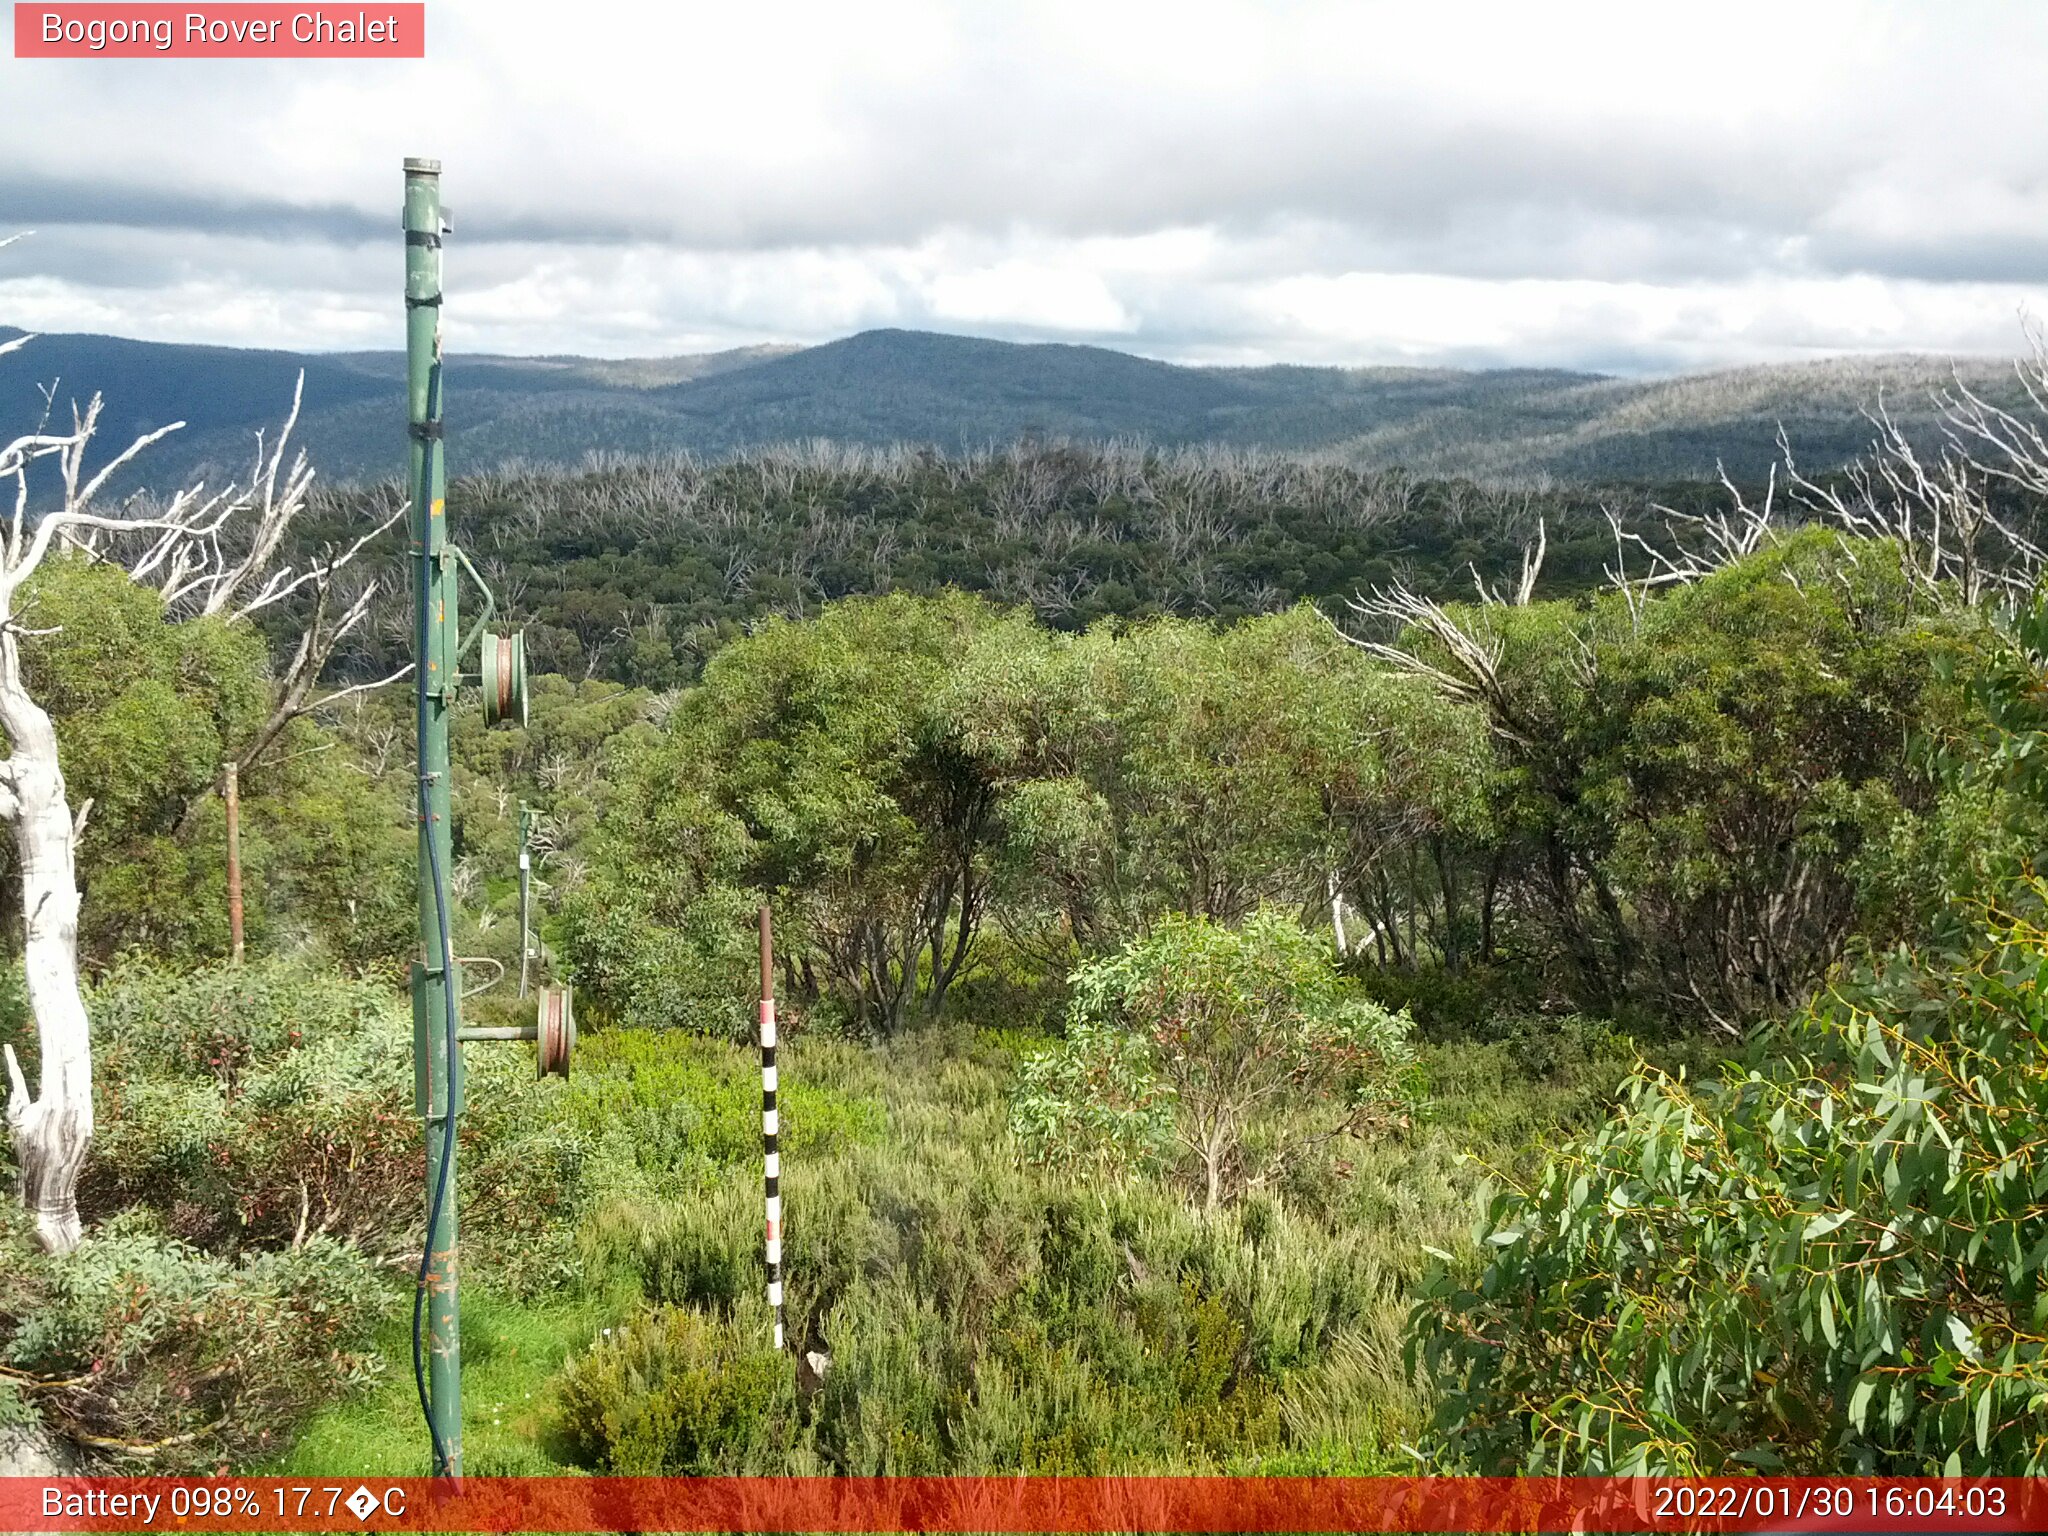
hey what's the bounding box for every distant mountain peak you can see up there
[0,324,2025,487]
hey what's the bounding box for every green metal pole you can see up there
[518,802,532,999]
[404,155,463,1478]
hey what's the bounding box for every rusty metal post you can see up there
[222,761,244,963]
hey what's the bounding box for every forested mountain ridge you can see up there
[0,323,2028,487]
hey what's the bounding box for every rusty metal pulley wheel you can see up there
[536,983,574,1078]
[480,630,528,728]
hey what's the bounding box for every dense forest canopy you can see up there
[289,445,1772,690]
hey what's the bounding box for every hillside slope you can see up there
[0,324,2025,487]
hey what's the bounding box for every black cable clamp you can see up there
[409,421,444,441]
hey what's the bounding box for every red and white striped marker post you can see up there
[758,906,784,1352]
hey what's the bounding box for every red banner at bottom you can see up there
[4,1482,2048,1536]
[1,1476,2041,1533]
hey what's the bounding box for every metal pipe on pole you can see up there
[404,155,463,1479]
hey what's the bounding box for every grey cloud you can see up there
[0,69,2023,292]
[0,173,387,243]
[1802,231,2048,287]
[21,170,2036,295]
[3,1,2047,369]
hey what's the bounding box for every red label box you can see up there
[13,3,425,57]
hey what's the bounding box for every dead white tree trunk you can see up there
[0,312,398,1249]
[0,632,90,1251]
[0,391,191,1253]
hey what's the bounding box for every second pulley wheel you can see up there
[480,630,528,728]
[536,983,574,1078]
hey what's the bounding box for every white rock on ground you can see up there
[0,1417,72,1476]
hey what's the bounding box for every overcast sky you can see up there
[3,1,2046,374]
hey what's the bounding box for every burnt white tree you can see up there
[0,312,400,1251]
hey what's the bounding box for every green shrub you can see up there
[0,1210,383,1470]
[551,1305,794,1473]
[0,1374,33,1430]
[523,1020,1464,1478]
[85,962,417,1254]
[579,1192,756,1314]
[559,872,758,1037]
[565,1028,884,1186]
[1013,910,1421,1208]
[1409,892,2048,1474]
[1010,1017,1174,1182]
[460,1047,600,1293]
[92,958,392,1087]
[939,958,1066,1038]
[81,959,589,1287]
[1493,1012,1637,1084]
[794,1179,1393,1473]
[1856,595,2048,949]
[1139,1278,1282,1460]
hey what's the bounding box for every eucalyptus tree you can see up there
[1013,908,1419,1210]
[1410,598,2048,1474]
[1401,331,2048,1470]
[1348,528,1974,1027]
[575,591,1049,1034]
[960,607,1421,949]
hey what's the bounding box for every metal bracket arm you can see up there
[448,543,498,666]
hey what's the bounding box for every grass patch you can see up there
[273,1281,635,1477]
